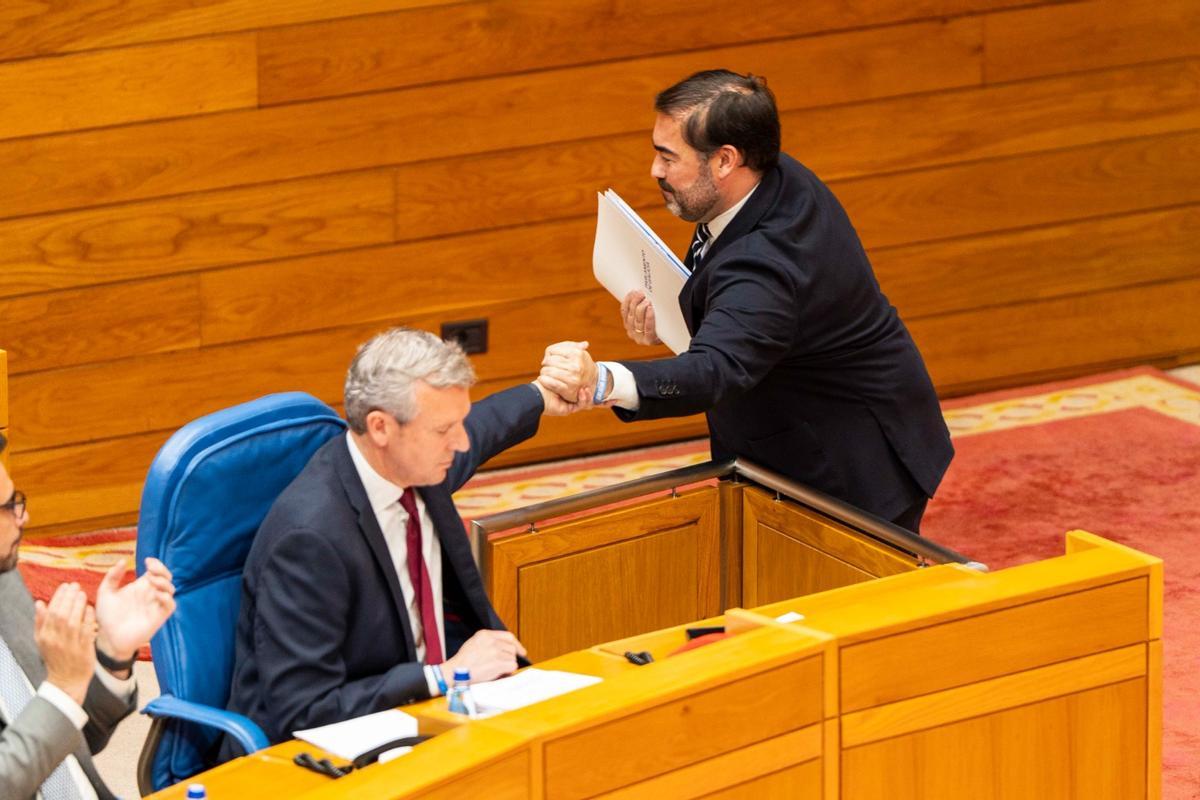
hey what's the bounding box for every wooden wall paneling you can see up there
[0,276,200,375]
[200,216,594,345]
[259,0,1038,105]
[10,289,680,450]
[911,274,1200,393]
[836,129,1200,249]
[839,576,1148,711]
[0,169,396,299]
[395,58,1200,240]
[985,0,1200,84]
[11,430,169,531]
[0,34,256,141]
[0,18,982,220]
[0,348,7,427]
[841,679,1147,799]
[873,204,1200,320]
[0,0,463,61]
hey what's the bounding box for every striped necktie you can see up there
[0,637,86,799]
[688,222,711,271]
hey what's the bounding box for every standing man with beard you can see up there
[540,69,953,532]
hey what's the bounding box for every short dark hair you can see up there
[655,69,781,172]
[0,431,6,455]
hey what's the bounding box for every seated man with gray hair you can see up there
[222,327,585,754]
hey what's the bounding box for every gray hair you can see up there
[343,327,475,433]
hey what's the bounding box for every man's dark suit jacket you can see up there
[618,153,954,522]
[222,384,543,756]
[0,571,136,800]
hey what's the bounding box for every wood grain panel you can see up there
[489,489,719,657]
[410,751,529,800]
[543,656,822,799]
[0,0,460,60]
[200,216,593,345]
[842,643,1146,746]
[743,488,918,607]
[396,58,1200,239]
[0,169,396,298]
[597,725,821,800]
[842,679,1147,800]
[701,760,822,800]
[912,275,1200,392]
[986,0,1200,83]
[12,431,168,530]
[0,34,255,141]
[0,349,7,429]
[0,17,981,220]
[0,276,199,374]
[517,524,711,661]
[260,0,1029,104]
[840,577,1148,711]
[838,129,1200,249]
[7,288,660,452]
[875,204,1200,319]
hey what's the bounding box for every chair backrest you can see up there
[136,392,346,786]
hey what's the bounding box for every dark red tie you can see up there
[399,488,444,664]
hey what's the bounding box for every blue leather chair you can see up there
[134,392,347,793]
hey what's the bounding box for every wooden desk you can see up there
[151,531,1160,799]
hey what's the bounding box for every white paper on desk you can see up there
[293,708,418,761]
[470,669,602,714]
[593,189,692,354]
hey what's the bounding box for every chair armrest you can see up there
[142,694,270,756]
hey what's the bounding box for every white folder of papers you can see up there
[293,708,418,761]
[592,189,692,354]
[470,668,602,714]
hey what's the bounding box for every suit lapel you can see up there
[331,443,418,656]
[418,487,492,628]
[0,571,47,686]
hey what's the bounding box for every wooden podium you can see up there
[146,459,1160,799]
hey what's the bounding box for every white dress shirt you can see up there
[345,433,446,695]
[604,183,761,408]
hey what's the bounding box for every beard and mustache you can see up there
[658,160,720,223]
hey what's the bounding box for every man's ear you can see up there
[364,410,394,447]
[713,144,743,179]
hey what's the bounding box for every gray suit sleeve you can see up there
[81,672,137,755]
[0,696,85,799]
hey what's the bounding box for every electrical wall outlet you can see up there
[441,319,488,354]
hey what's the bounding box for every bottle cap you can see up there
[453,668,470,681]
[186,784,207,799]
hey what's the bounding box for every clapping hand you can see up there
[95,557,176,671]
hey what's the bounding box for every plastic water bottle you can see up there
[446,668,477,717]
[186,784,207,799]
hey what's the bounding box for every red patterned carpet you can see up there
[16,366,1200,795]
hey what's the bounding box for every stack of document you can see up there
[593,189,692,354]
[470,668,602,714]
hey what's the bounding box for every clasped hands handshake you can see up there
[34,557,176,704]
[533,290,658,415]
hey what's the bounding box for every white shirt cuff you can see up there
[601,362,640,410]
[94,662,137,701]
[36,681,88,730]
[423,665,443,697]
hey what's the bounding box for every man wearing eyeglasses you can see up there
[0,432,177,800]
